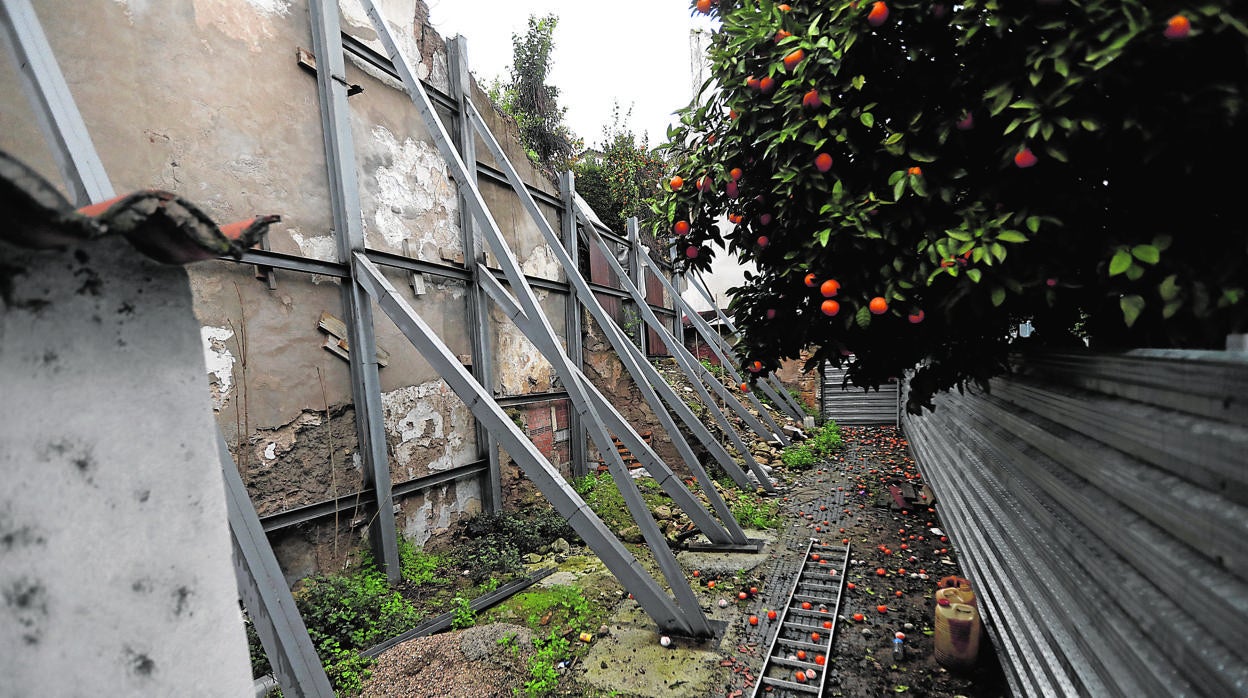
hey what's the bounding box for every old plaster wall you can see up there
[0,0,667,577]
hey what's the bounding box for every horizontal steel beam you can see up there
[259,461,488,533]
[494,391,571,408]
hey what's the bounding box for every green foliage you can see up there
[521,632,570,697]
[398,538,448,586]
[730,492,782,529]
[490,14,581,174]
[485,584,597,635]
[780,443,816,470]
[573,104,668,233]
[451,595,476,630]
[658,1,1248,414]
[291,550,424,694]
[790,388,818,417]
[780,420,842,470]
[574,471,631,533]
[452,509,577,583]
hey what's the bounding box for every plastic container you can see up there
[936,584,977,609]
[934,596,981,670]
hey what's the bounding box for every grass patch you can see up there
[729,491,782,529]
[779,420,843,470]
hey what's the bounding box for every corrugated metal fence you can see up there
[822,360,899,426]
[902,350,1248,697]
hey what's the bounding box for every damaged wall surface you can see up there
[0,0,680,583]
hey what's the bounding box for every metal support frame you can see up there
[640,249,793,441]
[308,0,400,583]
[221,432,334,698]
[578,214,778,488]
[687,272,808,421]
[462,102,760,491]
[447,37,502,513]
[353,252,713,636]
[625,218,785,446]
[354,6,718,634]
[0,0,114,206]
[559,172,589,479]
[476,266,752,547]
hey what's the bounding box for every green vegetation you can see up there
[399,537,448,586]
[573,104,667,234]
[292,550,423,694]
[658,1,1247,414]
[450,595,476,630]
[729,491,782,529]
[780,420,842,470]
[482,584,600,637]
[523,632,570,697]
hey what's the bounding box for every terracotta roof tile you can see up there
[1,149,277,264]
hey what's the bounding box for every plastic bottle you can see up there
[892,637,905,661]
[933,597,981,670]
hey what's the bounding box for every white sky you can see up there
[425,0,716,148]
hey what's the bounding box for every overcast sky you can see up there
[425,0,716,148]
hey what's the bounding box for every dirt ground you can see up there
[363,425,1011,697]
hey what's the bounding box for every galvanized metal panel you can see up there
[903,351,1248,697]
[821,361,898,426]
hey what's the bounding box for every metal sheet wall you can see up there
[821,360,898,426]
[902,350,1248,697]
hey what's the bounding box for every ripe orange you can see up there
[670,175,684,189]
[745,75,760,91]
[779,3,792,11]
[907,166,922,176]
[759,76,776,94]
[757,235,769,249]
[820,279,840,297]
[868,296,888,314]
[707,580,716,588]
[767,609,777,620]
[729,167,743,180]
[783,48,805,72]
[820,300,840,316]
[794,670,807,683]
[749,615,758,625]
[673,220,690,235]
[685,246,699,259]
[1164,14,1190,39]
[815,153,833,172]
[726,181,739,199]
[1014,147,1038,168]
[774,29,792,43]
[852,612,865,622]
[908,309,925,324]
[877,604,889,614]
[804,272,818,287]
[802,89,821,109]
[867,1,889,26]
[815,654,826,666]
[956,112,974,130]
[695,0,713,14]
[811,632,821,642]
[740,382,748,392]
[802,601,812,610]
[697,175,713,192]
[750,360,763,372]
[876,567,887,576]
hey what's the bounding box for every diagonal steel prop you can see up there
[353,253,712,636]
[575,210,778,487]
[686,272,808,420]
[476,264,750,546]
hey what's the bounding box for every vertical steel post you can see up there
[308,0,400,583]
[627,219,646,354]
[221,432,334,698]
[0,0,114,205]
[559,172,588,479]
[447,37,502,512]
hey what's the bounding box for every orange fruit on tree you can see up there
[821,300,840,316]
[804,272,818,287]
[820,279,840,297]
[869,296,888,314]
[908,309,925,324]
[740,382,748,392]
[774,29,792,43]
[673,220,690,235]
[697,175,713,192]
[729,167,743,180]
[695,0,713,14]
[815,153,833,172]
[685,246,699,259]
[670,175,684,189]
[1164,14,1191,39]
[1014,146,1038,168]
[778,3,792,11]
[907,166,922,176]
[802,89,821,109]
[759,76,776,94]
[867,1,889,26]
[783,48,805,72]
[757,235,770,249]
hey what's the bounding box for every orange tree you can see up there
[657,0,1247,413]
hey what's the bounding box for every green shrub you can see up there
[398,538,448,586]
[451,595,476,630]
[809,421,843,456]
[521,632,570,697]
[730,494,781,529]
[452,509,576,583]
[780,444,816,470]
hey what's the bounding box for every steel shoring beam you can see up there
[352,253,711,637]
[308,0,400,583]
[476,265,749,546]
[461,96,758,491]
[0,0,114,206]
[447,37,501,513]
[220,431,334,698]
[558,173,589,480]
[624,219,787,447]
[578,214,776,488]
[353,6,714,636]
[687,272,807,421]
[640,250,791,444]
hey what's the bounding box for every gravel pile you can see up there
[362,623,534,698]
